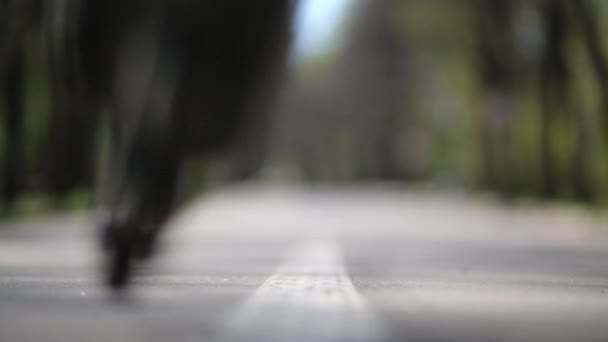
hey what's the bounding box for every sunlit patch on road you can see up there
[224,240,390,342]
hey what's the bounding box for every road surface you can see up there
[1,184,608,341]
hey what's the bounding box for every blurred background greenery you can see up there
[3,0,608,216]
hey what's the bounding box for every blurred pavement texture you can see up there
[1,184,608,342]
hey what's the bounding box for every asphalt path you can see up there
[1,184,608,341]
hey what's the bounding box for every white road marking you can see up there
[222,241,389,342]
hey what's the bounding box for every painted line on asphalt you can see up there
[222,240,389,342]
